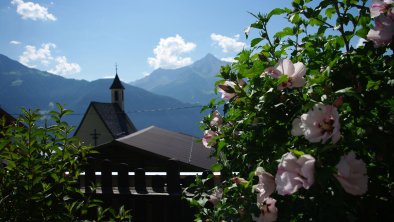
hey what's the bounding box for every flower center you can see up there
[261,200,272,215]
[319,117,335,134]
[281,77,293,88]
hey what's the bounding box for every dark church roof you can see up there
[76,102,137,138]
[115,126,216,169]
[110,74,125,89]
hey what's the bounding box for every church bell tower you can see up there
[110,65,125,111]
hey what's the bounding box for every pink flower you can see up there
[208,188,223,205]
[335,151,368,195]
[292,103,341,144]
[218,81,237,99]
[255,167,276,201]
[255,197,278,222]
[262,59,306,90]
[210,110,223,127]
[218,79,246,99]
[202,130,217,148]
[370,0,394,18]
[367,14,394,47]
[275,152,315,195]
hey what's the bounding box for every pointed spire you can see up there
[110,65,125,89]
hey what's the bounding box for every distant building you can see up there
[74,71,215,170]
[74,73,137,146]
[93,126,215,171]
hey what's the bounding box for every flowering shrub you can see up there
[187,0,394,221]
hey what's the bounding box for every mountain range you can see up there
[131,53,227,104]
[0,54,215,137]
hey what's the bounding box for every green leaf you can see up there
[288,149,305,156]
[211,163,223,172]
[251,38,263,47]
[274,27,294,39]
[325,7,335,19]
[367,80,381,91]
[268,8,286,19]
[289,13,301,23]
[310,18,322,26]
[278,74,289,84]
[335,87,354,94]
[355,27,369,38]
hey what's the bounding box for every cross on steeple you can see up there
[90,129,101,147]
[115,63,118,75]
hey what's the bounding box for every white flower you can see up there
[262,59,306,90]
[367,14,394,47]
[275,152,315,195]
[217,79,246,100]
[244,26,251,36]
[370,0,394,18]
[202,130,217,148]
[218,81,237,99]
[210,110,223,128]
[335,151,368,195]
[255,167,276,201]
[292,103,341,144]
[254,197,278,222]
[208,188,223,205]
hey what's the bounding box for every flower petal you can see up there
[335,151,368,195]
[291,118,303,136]
[275,59,294,76]
[292,62,306,78]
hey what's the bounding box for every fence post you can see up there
[166,158,181,194]
[85,157,96,194]
[118,163,130,194]
[101,159,113,194]
[152,175,165,193]
[135,168,147,194]
[133,168,147,222]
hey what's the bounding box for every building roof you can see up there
[110,74,125,89]
[0,107,17,126]
[115,126,216,170]
[75,102,137,139]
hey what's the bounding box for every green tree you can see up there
[0,104,130,221]
[187,0,394,221]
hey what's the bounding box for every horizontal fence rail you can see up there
[78,157,218,222]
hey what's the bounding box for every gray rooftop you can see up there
[116,126,216,170]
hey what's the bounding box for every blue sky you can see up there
[0,0,292,82]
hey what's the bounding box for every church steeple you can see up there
[110,65,125,111]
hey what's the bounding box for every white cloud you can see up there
[19,42,56,67]
[221,57,236,63]
[48,56,81,76]
[19,42,81,76]
[9,40,21,45]
[101,75,116,79]
[11,0,57,21]
[210,33,246,53]
[147,34,196,69]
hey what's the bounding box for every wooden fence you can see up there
[79,157,212,222]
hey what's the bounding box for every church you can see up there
[74,70,215,171]
[74,73,137,147]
